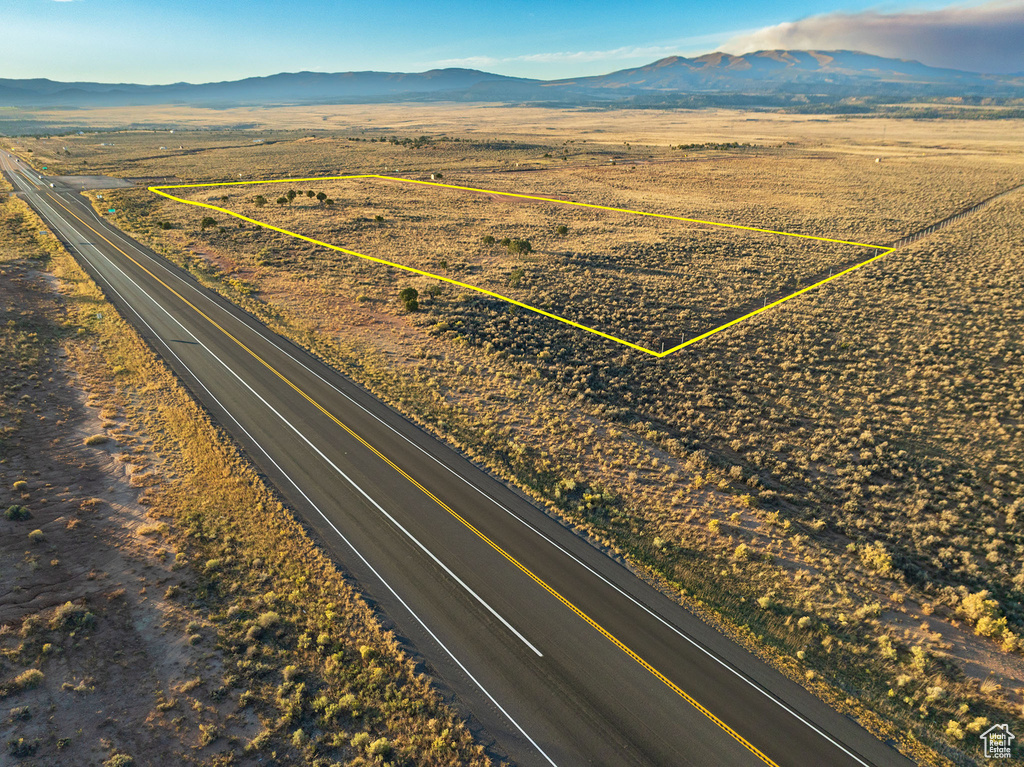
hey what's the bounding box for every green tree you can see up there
[276,196,288,205]
[506,238,532,256]
[286,189,297,202]
[316,192,327,204]
[254,195,267,207]
[555,224,568,235]
[200,216,217,231]
[306,190,315,198]
[399,287,419,312]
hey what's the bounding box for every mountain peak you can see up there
[1,50,1020,109]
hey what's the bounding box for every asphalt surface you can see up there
[1,152,917,767]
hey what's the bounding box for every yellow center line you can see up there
[149,174,894,358]
[48,191,780,766]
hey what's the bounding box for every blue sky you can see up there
[2,0,1021,82]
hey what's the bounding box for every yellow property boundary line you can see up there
[45,190,780,766]
[149,175,894,357]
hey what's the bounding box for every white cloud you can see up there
[723,0,1024,74]
[432,31,752,74]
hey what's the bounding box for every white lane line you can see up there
[51,179,875,766]
[35,193,546,659]
[115,220,870,760]
[38,193,545,659]
[25,192,557,767]
[104,256,542,656]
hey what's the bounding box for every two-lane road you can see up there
[1,151,914,767]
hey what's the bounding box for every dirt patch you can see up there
[0,238,256,765]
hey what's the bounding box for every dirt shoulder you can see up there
[0,184,489,764]
[73,127,1024,766]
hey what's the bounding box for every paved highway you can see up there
[1,151,915,767]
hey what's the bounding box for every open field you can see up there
[5,107,1024,763]
[158,174,886,353]
[0,175,488,765]
[6,102,1024,147]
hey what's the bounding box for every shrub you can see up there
[256,611,279,629]
[103,754,134,767]
[960,590,999,623]
[12,669,44,690]
[50,602,96,631]
[351,732,371,749]
[27,529,44,543]
[84,434,109,446]
[859,541,894,577]
[967,717,990,734]
[7,738,38,757]
[505,238,533,256]
[5,505,30,521]
[910,645,929,674]
[399,287,419,312]
[12,480,27,491]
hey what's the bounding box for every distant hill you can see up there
[554,50,1020,93]
[0,68,535,107]
[2,51,1022,109]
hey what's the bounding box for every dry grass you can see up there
[168,174,881,350]
[0,173,489,765]
[7,110,1024,764]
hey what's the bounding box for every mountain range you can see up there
[2,50,1022,108]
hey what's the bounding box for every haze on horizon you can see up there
[1,0,1021,84]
